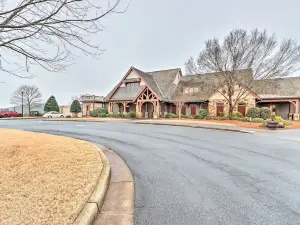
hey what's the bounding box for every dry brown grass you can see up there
[0,129,103,225]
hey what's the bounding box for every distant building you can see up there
[1,103,46,116]
[79,95,107,116]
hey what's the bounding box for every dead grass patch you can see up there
[0,129,102,225]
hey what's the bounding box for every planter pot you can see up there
[267,121,279,130]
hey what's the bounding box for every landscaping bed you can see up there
[0,129,103,225]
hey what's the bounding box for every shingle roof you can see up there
[107,67,181,101]
[132,68,165,100]
[171,69,253,101]
[253,77,300,99]
[147,68,181,99]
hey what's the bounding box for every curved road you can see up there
[1,120,300,225]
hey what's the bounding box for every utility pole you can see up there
[21,91,24,117]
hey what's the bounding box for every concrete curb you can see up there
[42,119,106,123]
[73,145,111,225]
[0,117,39,120]
[94,144,134,225]
[132,122,256,134]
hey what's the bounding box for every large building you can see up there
[106,67,300,120]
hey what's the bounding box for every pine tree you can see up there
[44,95,59,112]
[70,100,81,117]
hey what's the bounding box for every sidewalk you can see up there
[128,119,258,133]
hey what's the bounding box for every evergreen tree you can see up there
[70,100,81,116]
[44,95,59,112]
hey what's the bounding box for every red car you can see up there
[0,111,22,117]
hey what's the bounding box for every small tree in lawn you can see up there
[44,96,59,112]
[70,100,81,117]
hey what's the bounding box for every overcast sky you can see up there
[1,0,300,107]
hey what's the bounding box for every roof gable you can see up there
[107,67,147,101]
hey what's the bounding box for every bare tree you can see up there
[0,0,123,78]
[185,29,300,119]
[174,101,185,118]
[11,84,42,113]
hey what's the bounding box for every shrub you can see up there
[90,108,108,117]
[275,116,284,122]
[107,113,122,118]
[97,113,107,118]
[193,114,201,119]
[124,112,136,118]
[241,117,251,122]
[251,118,265,123]
[98,108,108,114]
[66,115,72,118]
[216,116,228,120]
[219,112,227,117]
[232,116,242,121]
[232,111,243,118]
[260,107,271,120]
[283,120,292,126]
[197,109,208,119]
[247,107,260,118]
[181,115,193,119]
[261,121,267,127]
[166,113,178,118]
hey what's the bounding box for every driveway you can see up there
[1,120,300,225]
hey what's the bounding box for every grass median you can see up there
[0,129,103,225]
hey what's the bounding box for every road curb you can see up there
[0,117,39,120]
[42,119,106,123]
[73,145,111,225]
[93,145,134,225]
[132,122,255,133]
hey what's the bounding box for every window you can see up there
[126,82,139,92]
[184,88,189,93]
[194,87,199,93]
[189,88,193,93]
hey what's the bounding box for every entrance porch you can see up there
[257,99,300,120]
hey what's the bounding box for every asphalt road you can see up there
[1,120,300,225]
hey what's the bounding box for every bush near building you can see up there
[90,108,108,117]
[260,107,271,120]
[246,107,261,118]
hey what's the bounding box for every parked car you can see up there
[43,111,65,118]
[0,111,22,117]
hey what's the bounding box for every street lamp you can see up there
[21,91,24,117]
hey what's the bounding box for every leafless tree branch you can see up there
[10,84,42,113]
[185,29,300,119]
[0,0,123,78]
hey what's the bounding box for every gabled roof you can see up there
[107,67,181,101]
[147,68,181,99]
[253,76,300,99]
[171,69,253,101]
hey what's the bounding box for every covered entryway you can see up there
[216,103,224,116]
[136,87,160,119]
[258,99,299,120]
[141,102,154,119]
[238,103,246,117]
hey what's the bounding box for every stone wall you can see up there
[208,98,256,117]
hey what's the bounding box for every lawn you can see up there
[0,129,103,225]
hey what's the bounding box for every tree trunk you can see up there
[178,107,182,118]
[228,105,234,120]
